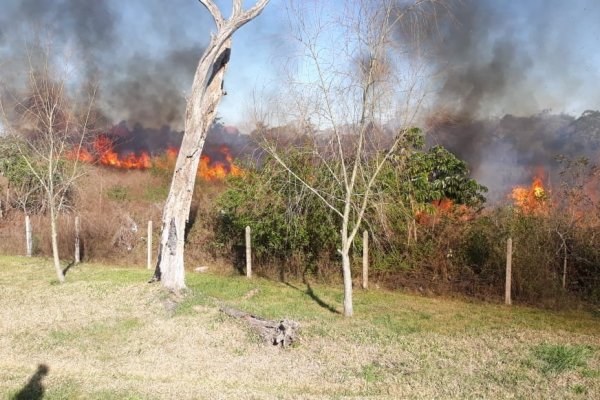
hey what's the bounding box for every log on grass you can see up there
[219,306,299,347]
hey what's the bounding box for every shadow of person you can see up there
[13,364,49,400]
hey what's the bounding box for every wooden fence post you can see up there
[505,237,513,305]
[362,230,369,290]
[245,226,252,278]
[74,216,81,264]
[562,244,567,289]
[25,215,32,257]
[147,220,153,270]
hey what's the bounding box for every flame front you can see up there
[92,135,151,169]
[198,145,244,181]
[69,136,243,180]
[511,173,548,213]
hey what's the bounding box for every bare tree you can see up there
[256,0,439,316]
[150,0,270,291]
[0,44,97,283]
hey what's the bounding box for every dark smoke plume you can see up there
[398,0,600,200]
[0,0,210,130]
[0,0,258,160]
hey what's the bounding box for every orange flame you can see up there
[69,136,243,180]
[91,135,151,169]
[415,198,456,224]
[511,173,548,213]
[198,145,244,181]
[67,147,94,163]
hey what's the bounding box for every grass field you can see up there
[0,256,599,399]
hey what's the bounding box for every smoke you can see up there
[397,0,600,200]
[104,121,254,166]
[105,45,204,127]
[411,0,600,120]
[0,0,210,130]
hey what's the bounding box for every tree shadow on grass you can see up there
[62,261,75,277]
[231,244,245,276]
[12,364,48,400]
[285,282,340,314]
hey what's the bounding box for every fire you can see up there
[92,135,152,169]
[415,198,456,224]
[198,145,244,181]
[67,147,94,163]
[511,173,548,213]
[69,135,243,180]
[432,198,453,212]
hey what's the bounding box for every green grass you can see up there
[1,255,599,399]
[532,344,594,374]
[179,269,600,343]
[143,185,169,202]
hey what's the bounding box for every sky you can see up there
[1,0,600,129]
[214,0,600,124]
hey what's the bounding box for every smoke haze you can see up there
[0,0,210,129]
[401,0,600,199]
[1,0,600,199]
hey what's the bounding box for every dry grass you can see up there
[0,165,221,269]
[0,255,599,399]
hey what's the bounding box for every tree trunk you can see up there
[245,225,252,278]
[362,230,368,290]
[505,237,512,305]
[74,216,80,264]
[150,1,269,291]
[147,220,153,270]
[151,37,232,291]
[220,306,300,347]
[341,249,353,317]
[25,214,32,257]
[49,205,65,283]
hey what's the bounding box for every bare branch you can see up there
[265,143,343,218]
[230,0,270,29]
[199,0,224,29]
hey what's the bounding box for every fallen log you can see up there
[219,306,299,347]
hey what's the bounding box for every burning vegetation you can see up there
[68,134,244,181]
[511,172,549,214]
[199,145,244,181]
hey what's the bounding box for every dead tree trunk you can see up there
[150,0,269,291]
[220,306,299,347]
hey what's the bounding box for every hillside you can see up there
[1,256,598,399]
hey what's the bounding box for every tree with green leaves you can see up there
[255,0,451,316]
[0,137,45,214]
[377,133,487,245]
